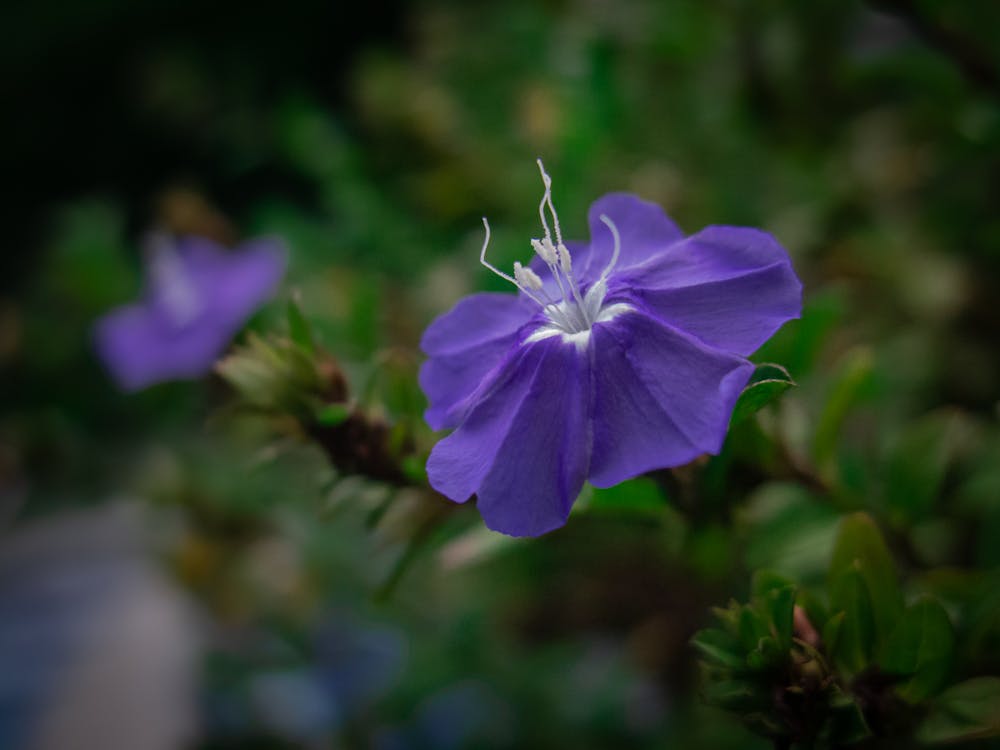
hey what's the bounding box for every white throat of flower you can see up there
[479,159,628,342]
[146,233,204,328]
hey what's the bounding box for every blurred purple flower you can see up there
[94,233,286,391]
[420,162,801,537]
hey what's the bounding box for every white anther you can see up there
[557,243,572,275]
[530,238,557,265]
[479,217,548,307]
[513,261,543,291]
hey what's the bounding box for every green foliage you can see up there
[285,294,316,356]
[7,0,1000,747]
[580,478,667,517]
[884,412,971,527]
[879,596,954,703]
[917,677,1000,744]
[813,349,875,479]
[730,363,797,427]
[216,332,327,418]
[828,513,904,670]
[694,513,971,748]
[828,566,876,675]
[738,483,840,583]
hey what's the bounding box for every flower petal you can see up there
[420,293,535,429]
[588,310,753,487]
[97,237,286,391]
[427,337,591,537]
[180,236,287,326]
[93,305,232,391]
[426,343,544,504]
[475,340,591,537]
[615,226,801,356]
[581,193,685,281]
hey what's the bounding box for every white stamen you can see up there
[479,217,548,307]
[537,158,564,247]
[471,164,627,348]
[596,213,622,284]
[513,261,543,291]
[530,238,558,265]
[557,242,572,274]
[535,158,590,319]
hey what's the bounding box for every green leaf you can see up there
[691,628,745,670]
[829,513,903,649]
[217,331,327,417]
[741,483,840,581]
[828,566,875,674]
[737,606,770,653]
[768,585,797,651]
[750,571,796,650]
[286,294,316,355]
[692,628,744,670]
[584,477,665,516]
[813,348,874,472]
[826,685,873,744]
[822,611,845,662]
[315,402,351,426]
[917,677,1000,743]
[749,636,784,670]
[401,454,427,484]
[885,412,969,526]
[751,569,795,600]
[730,363,796,426]
[701,678,766,712]
[879,596,955,702]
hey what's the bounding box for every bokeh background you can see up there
[3,0,1000,748]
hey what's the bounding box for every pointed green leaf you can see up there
[691,628,745,670]
[750,571,797,652]
[712,600,742,632]
[829,513,903,649]
[917,677,1000,743]
[730,363,796,426]
[880,596,955,702]
[315,402,351,426]
[813,348,874,471]
[826,686,873,744]
[823,611,845,661]
[885,412,969,526]
[286,293,315,355]
[585,477,666,516]
[737,606,770,653]
[701,678,767,712]
[751,569,795,600]
[742,483,841,580]
[829,566,875,674]
[768,585,797,651]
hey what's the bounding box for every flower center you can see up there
[479,159,623,336]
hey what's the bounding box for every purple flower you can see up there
[94,233,286,391]
[420,162,802,537]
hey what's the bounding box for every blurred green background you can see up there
[2,0,1000,748]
